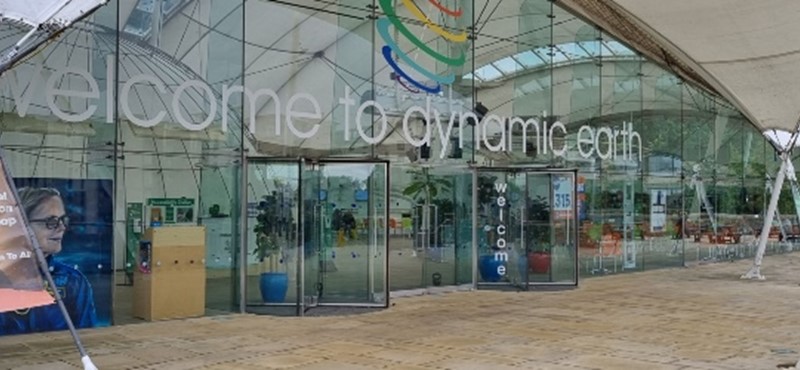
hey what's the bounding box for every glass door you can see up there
[244,159,388,315]
[474,168,578,288]
[527,172,578,284]
[302,160,388,307]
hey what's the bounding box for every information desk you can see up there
[133,226,206,321]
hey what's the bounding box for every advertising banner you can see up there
[0,161,53,313]
[650,189,668,232]
[1,178,113,335]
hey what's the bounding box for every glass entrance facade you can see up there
[474,169,578,287]
[244,160,388,316]
[0,0,795,331]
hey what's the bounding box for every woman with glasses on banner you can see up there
[0,187,97,335]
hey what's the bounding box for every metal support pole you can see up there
[741,153,789,280]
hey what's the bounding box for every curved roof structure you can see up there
[558,0,800,150]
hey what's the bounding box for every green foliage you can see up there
[403,168,453,202]
[252,200,280,267]
[476,175,497,205]
[586,222,603,241]
[527,195,551,252]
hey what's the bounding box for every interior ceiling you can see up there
[557,0,800,149]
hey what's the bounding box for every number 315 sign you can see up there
[552,175,574,220]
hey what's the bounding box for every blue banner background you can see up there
[13,178,113,329]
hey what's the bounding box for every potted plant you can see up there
[526,195,552,274]
[253,199,287,303]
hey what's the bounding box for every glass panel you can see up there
[301,162,321,308]
[115,0,245,321]
[528,173,577,283]
[474,64,504,81]
[557,42,590,60]
[245,162,300,316]
[473,0,552,166]
[422,166,473,288]
[604,41,635,56]
[304,162,387,305]
[682,85,717,263]
[0,1,118,333]
[476,171,526,286]
[515,50,546,68]
[390,165,471,291]
[370,163,388,301]
[588,31,644,274]
[639,63,684,269]
[331,0,373,156]
[550,47,571,64]
[476,169,577,286]
[389,165,423,291]
[453,172,474,285]
[203,0,245,316]
[493,57,524,75]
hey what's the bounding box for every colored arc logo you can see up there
[377,0,467,94]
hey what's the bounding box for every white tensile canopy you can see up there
[0,0,109,74]
[560,0,800,151]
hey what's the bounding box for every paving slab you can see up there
[1,254,799,369]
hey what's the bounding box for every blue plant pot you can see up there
[517,254,529,281]
[479,255,506,282]
[259,272,288,303]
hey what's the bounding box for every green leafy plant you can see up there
[587,222,603,242]
[527,195,551,253]
[252,199,281,272]
[403,168,453,250]
[402,168,452,203]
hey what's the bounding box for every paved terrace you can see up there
[2,254,799,370]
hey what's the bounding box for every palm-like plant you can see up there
[403,168,453,246]
[402,168,453,202]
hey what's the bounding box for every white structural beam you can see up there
[741,123,800,280]
[741,154,788,280]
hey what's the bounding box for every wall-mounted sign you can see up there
[650,189,668,232]
[146,198,195,226]
[552,175,573,220]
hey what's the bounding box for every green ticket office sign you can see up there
[146,198,195,226]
